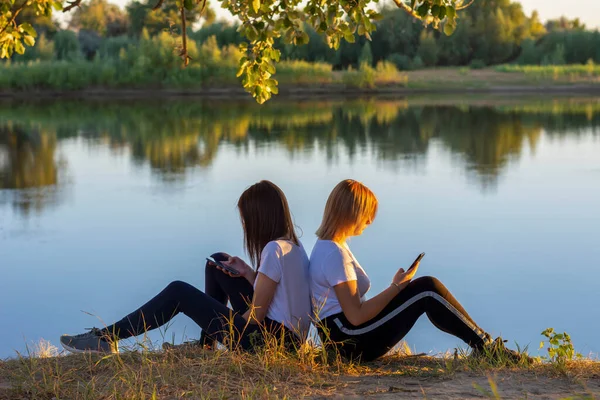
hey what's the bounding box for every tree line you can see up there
[9,0,600,70]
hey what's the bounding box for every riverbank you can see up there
[1,344,599,399]
[1,67,599,99]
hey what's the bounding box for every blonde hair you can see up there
[316,179,378,241]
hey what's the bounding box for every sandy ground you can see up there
[1,370,599,399]
[325,371,600,399]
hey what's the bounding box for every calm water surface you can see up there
[1,97,599,359]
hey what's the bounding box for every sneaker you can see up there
[60,328,118,354]
[472,336,533,364]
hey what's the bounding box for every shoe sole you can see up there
[60,339,116,354]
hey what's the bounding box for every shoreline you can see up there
[2,83,600,100]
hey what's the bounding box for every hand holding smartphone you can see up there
[407,252,425,272]
[206,256,240,276]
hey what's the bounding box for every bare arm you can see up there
[334,264,420,326]
[242,272,278,324]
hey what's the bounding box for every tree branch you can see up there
[391,0,421,20]
[63,0,83,12]
[180,7,189,66]
[153,0,165,11]
[0,1,26,36]
[456,0,475,11]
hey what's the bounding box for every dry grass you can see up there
[1,336,599,399]
[0,345,338,399]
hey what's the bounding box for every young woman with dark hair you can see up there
[60,180,311,353]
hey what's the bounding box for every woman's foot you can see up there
[60,328,118,354]
[472,336,533,364]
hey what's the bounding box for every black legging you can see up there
[101,262,292,350]
[200,261,254,346]
[318,276,491,361]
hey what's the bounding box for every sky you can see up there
[100,0,600,29]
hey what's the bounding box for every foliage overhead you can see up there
[1,0,470,103]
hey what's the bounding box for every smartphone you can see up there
[408,252,425,271]
[206,257,240,276]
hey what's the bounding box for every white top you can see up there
[309,239,371,320]
[254,239,312,340]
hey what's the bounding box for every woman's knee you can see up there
[412,276,445,293]
[166,280,195,293]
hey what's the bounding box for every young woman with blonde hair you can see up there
[309,179,526,362]
[60,180,311,353]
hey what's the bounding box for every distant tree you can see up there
[417,31,438,66]
[527,11,547,39]
[53,30,81,61]
[369,7,422,64]
[15,7,58,39]
[359,42,373,66]
[436,19,470,65]
[126,0,214,37]
[545,17,586,32]
[69,0,128,37]
[78,29,102,59]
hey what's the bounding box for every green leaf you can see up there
[265,62,276,75]
[367,11,383,21]
[439,6,446,19]
[184,0,194,10]
[446,5,456,19]
[272,49,281,62]
[344,33,355,43]
[252,0,260,14]
[443,21,455,35]
[20,23,37,38]
[23,35,35,47]
[431,5,440,18]
[539,341,545,349]
[417,4,429,18]
[245,26,258,41]
[14,40,25,55]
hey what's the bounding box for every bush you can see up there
[388,53,413,71]
[469,59,486,69]
[342,62,375,88]
[411,56,424,70]
[542,43,566,65]
[276,61,333,85]
[374,61,408,85]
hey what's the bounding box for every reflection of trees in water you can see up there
[0,125,66,215]
[0,98,598,194]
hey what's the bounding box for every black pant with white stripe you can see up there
[318,276,490,361]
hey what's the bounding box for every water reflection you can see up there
[0,125,65,215]
[0,97,598,211]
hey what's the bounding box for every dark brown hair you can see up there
[237,180,299,267]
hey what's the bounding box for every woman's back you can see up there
[257,240,312,339]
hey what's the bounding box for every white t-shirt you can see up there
[254,239,312,340]
[309,239,371,320]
